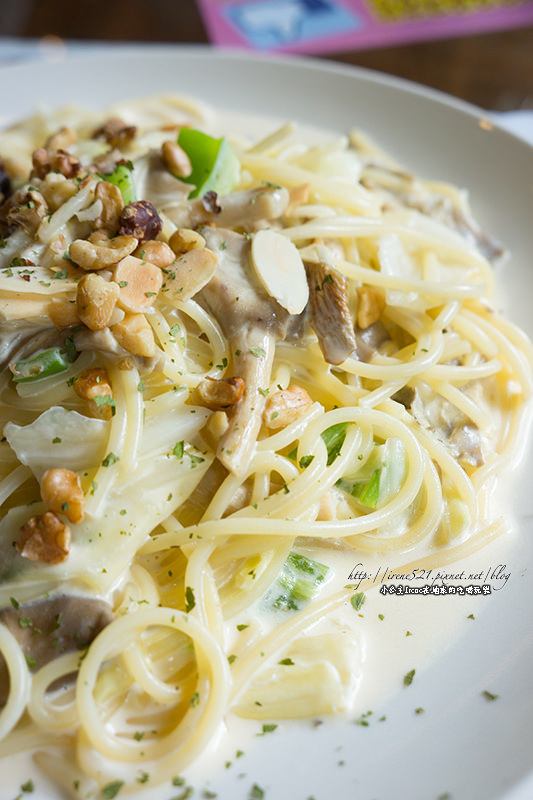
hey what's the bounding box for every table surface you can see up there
[0,0,532,111]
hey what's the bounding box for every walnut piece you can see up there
[41,468,85,524]
[73,367,114,420]
[263,385,313,430]
[94,180,124,233]
[356,286,386,330]
[45,127,77,152]
[17,512,71,565]
[6,187,48,235]
[93,117,137,149]
[194,377,245,410]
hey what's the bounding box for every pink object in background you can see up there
[197,0,533,54]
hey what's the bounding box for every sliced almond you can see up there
[162,247,218,301]
[251,229,309,315]
[112,255,163,313]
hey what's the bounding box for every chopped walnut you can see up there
[6,186,48,235]
[41,468,85,524]
[17,512,71,565]
[45,127,77,152]
[263,385,313,430]
[52,149,83,179]
[40,172,79,212]
[94,180,124,233]
[193,376,245,410]
[73,367,114,420]
[93,117,137,149]
[31,145,82,181]
[356,286,386,330]
[91,149,123,176]
[31,148,51,180]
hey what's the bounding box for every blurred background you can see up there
[0,0,532,112]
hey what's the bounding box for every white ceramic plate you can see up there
[1,47,533,800]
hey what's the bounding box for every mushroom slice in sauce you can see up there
[362,162,504,264]
[0,323,63,371]
[304,260,356,366]
[0,594,113,702]
[410,384,483,467]
[199,227,290,475]
[355,320,390,363]
[165,185,290,230]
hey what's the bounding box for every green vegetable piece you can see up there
[11,345,76,383]
[321,422,348,466]
[99,162,136,205]
[265,551,329,612]
[177,128,240,199]
[288,422,348,466]
[351,468,381,509]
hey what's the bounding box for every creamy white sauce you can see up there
[1,106,532,800]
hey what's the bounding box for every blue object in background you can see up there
[224,0,361,49]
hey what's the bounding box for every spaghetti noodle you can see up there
[0,94,530,795]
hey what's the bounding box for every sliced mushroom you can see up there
[0,594,113,703]
[304,260,356,365]
[199,227,290,474]
[447,422,483,468]
[355,320,390,363]
[410,384,483,467]
[0,324,65,372]
[362,163,504,264]
[165,185,289,230]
